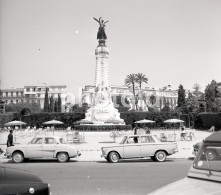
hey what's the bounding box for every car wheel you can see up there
[205,149,216,161]
[108,152,119,163]
[57,152,69,162]
[12,152,24,163]
[155,151,166,162]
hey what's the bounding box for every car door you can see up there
[123,136,141,158]
[42,137,57,158]
[140,135,156,157]
[25,137,43,158]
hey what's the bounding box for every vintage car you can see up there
[101,134,178,163]
[149,131,221,195]
[0,166,51,195]
[6,135,81,163]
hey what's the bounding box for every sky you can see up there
[1,0,221,97]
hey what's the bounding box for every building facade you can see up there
[0,83,67,112]
[82,84,178,111]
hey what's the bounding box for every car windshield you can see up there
[194,145,221,172]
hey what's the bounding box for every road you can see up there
[2,159,192,195]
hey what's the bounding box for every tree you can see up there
[43,88,49,112]
[5,102,41,114]
[57,94,62,112]
[177,84,188,113]
[205,80,221,112]
[54,99,58,112]
[125,74,137,110]
[193,83,201,92]
[49,96,54,112]
[135,73,148,90]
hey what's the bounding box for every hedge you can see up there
[120,111,180,127]
[19,111,182,129]
[194,112,221,130]
[21,112,85,128]
[0,112,20,128]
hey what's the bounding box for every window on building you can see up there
[26,88,30,92]
[11,100,13,103]
[38,88,41,92]
[11,92,13,97]
[21,100,23,102]
[33,88,36,92]
[16,100,19,103]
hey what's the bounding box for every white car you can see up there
[101,134,178,163]
[6,135,81,163]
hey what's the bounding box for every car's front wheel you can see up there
[108,151,119,163]
[154,151,166,162]
[57,152,69,162]
[12,152,24,163]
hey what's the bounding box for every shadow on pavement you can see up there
[96,158,175,163]
[5,159,78,164]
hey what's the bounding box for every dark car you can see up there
[0,166,51,195]
[149,131,221,195]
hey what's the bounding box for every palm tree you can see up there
[136,73,148,90]
[136,73,148,110]
[125,74,137,110]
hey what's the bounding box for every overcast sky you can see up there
[1,0,221,96]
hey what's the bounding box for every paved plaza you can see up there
[0,129,212,162]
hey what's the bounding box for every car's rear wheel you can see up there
[154,151,166,162]
[205,149,216,161]
[57,152,69,162]
[108,152,119,163]
[12,152,24,163]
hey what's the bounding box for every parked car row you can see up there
[5,134,178,164]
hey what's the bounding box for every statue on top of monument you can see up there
[93,17,108,40]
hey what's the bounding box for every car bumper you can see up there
[101,154,107,158]
[5,153,11,158]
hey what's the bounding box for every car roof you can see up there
[204,131,221,143]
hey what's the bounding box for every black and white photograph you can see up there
[0,0,221,194]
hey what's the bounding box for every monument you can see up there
[84,17,124,124]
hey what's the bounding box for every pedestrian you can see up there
[133,124,138,135]
[7,130,14,147]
